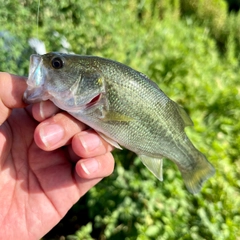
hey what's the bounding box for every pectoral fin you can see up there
[102,111,134,122]
[98,132,122,149]
[139,155,164,181]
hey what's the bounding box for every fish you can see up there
[23,52,215,194]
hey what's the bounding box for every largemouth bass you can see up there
[23,52,215,194]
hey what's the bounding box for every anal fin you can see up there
[139,155,163,181]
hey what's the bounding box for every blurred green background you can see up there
[1,0,240,239]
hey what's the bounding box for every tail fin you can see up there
[181,153,215,194]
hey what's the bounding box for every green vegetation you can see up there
[1,0,240,239]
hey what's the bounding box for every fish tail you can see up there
[180,153,215,194]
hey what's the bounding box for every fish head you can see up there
[23,52,106,111]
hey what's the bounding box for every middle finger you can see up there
[72,129,114,158]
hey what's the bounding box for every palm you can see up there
[1,108,81,239]
[0,73,114,240]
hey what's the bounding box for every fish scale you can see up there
[23,52,215,194]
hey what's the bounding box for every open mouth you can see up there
[29,54,42,76]
[28,54,44,87]
[23,54,48,103]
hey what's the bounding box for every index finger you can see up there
[0,72,27,124]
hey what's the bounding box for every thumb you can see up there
[0,72,27,125]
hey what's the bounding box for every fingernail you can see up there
[80,158,99,175]
[39,101,59,120]
[39,101,45,119]
[40,124,64,147]
[79,132,101,152]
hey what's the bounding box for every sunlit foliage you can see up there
[1,0,240,239]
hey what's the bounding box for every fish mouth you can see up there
[23,54,50,104]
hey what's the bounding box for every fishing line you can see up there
[36,0,41,39]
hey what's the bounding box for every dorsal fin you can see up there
[174,103,193,127]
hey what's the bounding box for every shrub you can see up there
[1,1,240,239]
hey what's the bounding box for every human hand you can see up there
[0,72,114,240]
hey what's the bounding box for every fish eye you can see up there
[51,57,64,69]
